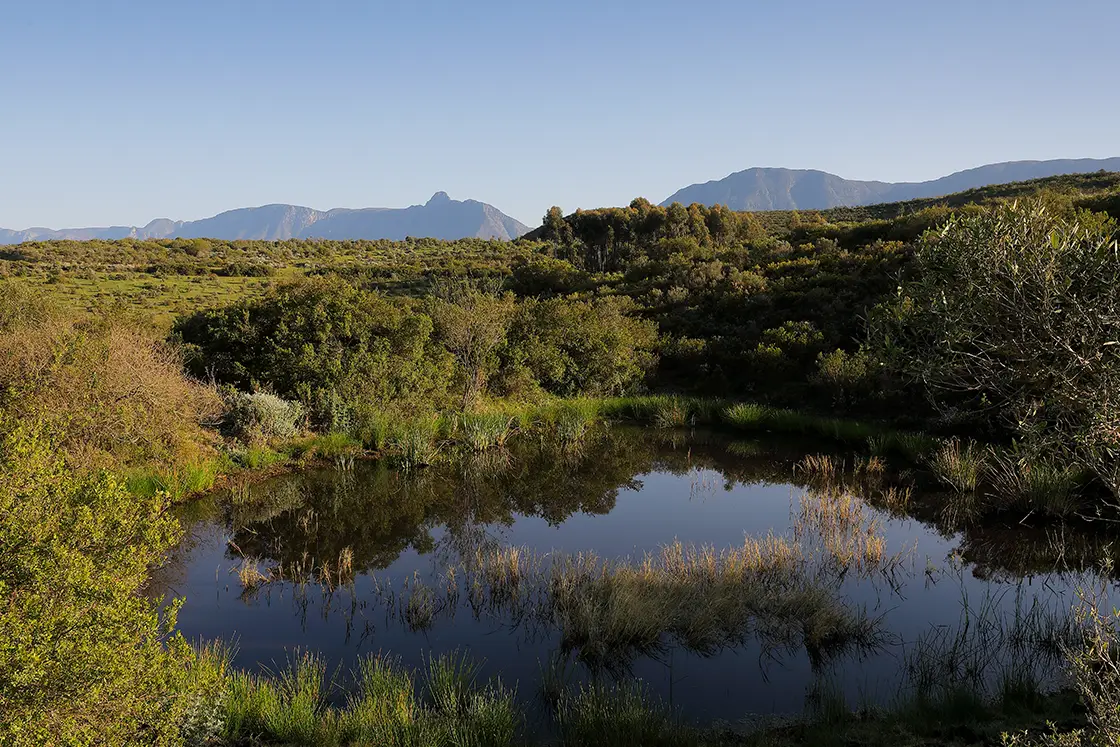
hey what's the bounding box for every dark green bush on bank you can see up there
[175,277,659,419]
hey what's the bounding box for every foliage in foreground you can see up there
[0,420,191,746]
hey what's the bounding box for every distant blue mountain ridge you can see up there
[4,159,1120,245]
[0,191,530,245]
[660,158,1120,211]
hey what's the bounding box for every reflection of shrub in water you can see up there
[544,538,882,671]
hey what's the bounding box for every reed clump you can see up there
[544,536,877,668]
[551,401,601,445]
[457,412,517,452]
[235,557,276,590]
[796,454,840,483]
[389,419,442,469]
[927,438,987,493]
[988,449,1083,519]
[221,651,520,746]
[553,682,696,747]
[650,397,690,429]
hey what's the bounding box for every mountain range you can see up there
[661,158,1120,211]
[0,192,530,245]
[4,158,1120,245]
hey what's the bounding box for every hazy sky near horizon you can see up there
[1,0,1117,229]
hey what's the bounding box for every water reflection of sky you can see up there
[162,429,1115,725]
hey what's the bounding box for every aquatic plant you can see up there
[390,419,442,469]
[458,412,517,451]
[543,536,881,669]
[721,402,770,429]
[553,682,695,747]
[352,407,392,451]
[553,402,599,445]
[927,438,987,493]
[405,584,439,631]
[235,556,274,590]
[987,448,1082,519]
[796,454,840,482]
[650,397,690,429]
[231,445,288,471]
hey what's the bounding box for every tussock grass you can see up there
[352,407,392,451]
[719,402,890,447]
[405,584,439,631]
[552,401,601,445]
[231,445,288,471]
[221,650,519,746]
[794,487,900,574]
[457,412,517,451]
[796,454,840,482]
[650,397,690,428]
[474,545,531,602]
[234,557,275,590]
[390,419,442,469]
[554,682,697,747]
[545,535,881,668]
[988,449,1083,519]
[285,432,363,461]
[125,460,224,500]
[927,438,987,492]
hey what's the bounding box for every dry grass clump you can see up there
[544,536,877,668]
[235,557,276,590]
[473,546,532,602]
[0,290,221,472]
[796,454,840,483]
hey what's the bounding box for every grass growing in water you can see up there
[457,412,517,451]
[554,682,696,747]
[927,438,987,493]
[390,419,442,469]
[988,448,1083,519]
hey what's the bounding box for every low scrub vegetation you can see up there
[6,181,1120,745]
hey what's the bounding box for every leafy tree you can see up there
[428,278,517,409]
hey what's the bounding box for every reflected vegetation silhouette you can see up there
[162,426,1120,710]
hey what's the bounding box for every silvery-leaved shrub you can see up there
[222,390,305,443]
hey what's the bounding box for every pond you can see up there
[157,426,1115,729]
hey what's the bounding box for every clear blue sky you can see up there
[1,0,1117,229]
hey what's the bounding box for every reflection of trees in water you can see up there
[175,425,1120,588]
[224,428,662,573]
[161,425,1120,696]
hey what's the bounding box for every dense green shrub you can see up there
[871,201,1120,491]
[0,420,189,745]
[503,296,658,397]
[174,276,456,412]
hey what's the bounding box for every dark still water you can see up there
[156,427,1112,727]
